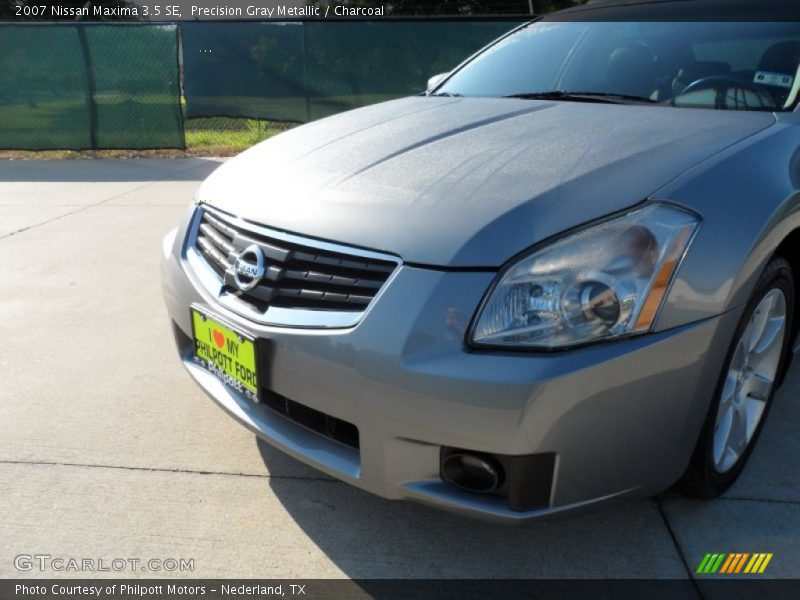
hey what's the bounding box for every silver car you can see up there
[162,2,800,522]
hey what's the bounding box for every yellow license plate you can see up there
[191,307,259,402]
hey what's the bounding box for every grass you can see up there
[183,117,296,156]
[0,118,296,159]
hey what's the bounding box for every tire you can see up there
[680,256,795,498]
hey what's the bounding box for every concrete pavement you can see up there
[0,159,797,584]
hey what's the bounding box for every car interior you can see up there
[595,33,800,109]
[539,22,800,110]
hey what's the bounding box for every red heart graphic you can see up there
[212,330,225,349]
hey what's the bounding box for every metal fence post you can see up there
[76,24,99,150]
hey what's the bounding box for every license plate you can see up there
[191,307,259,403]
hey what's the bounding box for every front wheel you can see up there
[681,256,794,498]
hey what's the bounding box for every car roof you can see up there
[547,0,800,21]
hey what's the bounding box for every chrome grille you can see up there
[193,208,397,315]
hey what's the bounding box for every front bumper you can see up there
[161,222,740,523]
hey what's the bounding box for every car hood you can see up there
[197,96,775,267]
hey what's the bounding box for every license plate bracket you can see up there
[190,306,260,403]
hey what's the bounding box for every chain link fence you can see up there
[0,18,537,153]
[0,23,184,150]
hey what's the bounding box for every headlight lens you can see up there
[470,203,699,349]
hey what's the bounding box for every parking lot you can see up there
[1,158,798,585]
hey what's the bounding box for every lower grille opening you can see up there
[173,319,360,451]
[261,389,360,450]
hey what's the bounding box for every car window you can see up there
[437,23,588,98]
[437,22,800,111]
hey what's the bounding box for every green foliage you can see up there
[184,117,292,154]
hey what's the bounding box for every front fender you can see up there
[653,118,800,332]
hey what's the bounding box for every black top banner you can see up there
[0,0,545,22]
[2,0,800,23]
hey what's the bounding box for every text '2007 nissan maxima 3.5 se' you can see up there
[162,0,800,522]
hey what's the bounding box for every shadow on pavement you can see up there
[255,437,686,579]
[0,158,225,182]
[252,360,800,578]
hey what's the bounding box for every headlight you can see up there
[470,203,700,349]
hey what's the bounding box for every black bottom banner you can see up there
[2,579,800,600]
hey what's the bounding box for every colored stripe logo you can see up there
[696,553,773,574]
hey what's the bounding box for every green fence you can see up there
[0,24,184,150]
[0,20,524,150]
[181,20,523,122]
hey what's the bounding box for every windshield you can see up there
[436,22,800,111]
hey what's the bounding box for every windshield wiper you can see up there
[428,91,463,97]
[504,91,658,105]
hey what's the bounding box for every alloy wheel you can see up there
[713,289,787,473]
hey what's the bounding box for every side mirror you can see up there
[427,72,450,91]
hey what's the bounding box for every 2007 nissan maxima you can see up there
[162,2,800,522]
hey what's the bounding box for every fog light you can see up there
[441,452,504,494]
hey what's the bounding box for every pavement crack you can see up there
[0,459,338,483]
[0,180,156,241]
[654,499,704,599]
[0,159,212,241]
